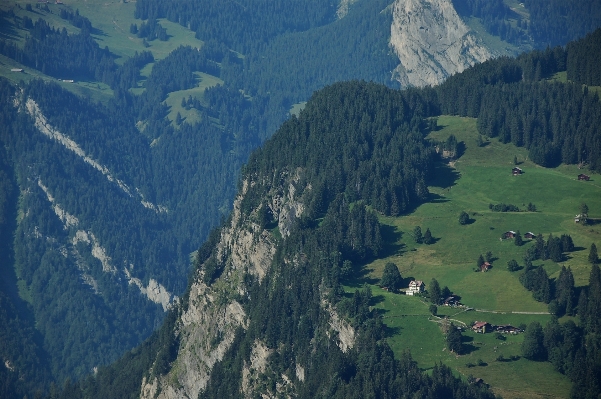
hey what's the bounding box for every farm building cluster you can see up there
[502,230,536,239]
[471,321,521,334]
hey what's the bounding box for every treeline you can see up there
[523,0,601,47]
[59,8,93,31]
[237,0,399,103]
[451,0,529,44]
[521,264,601,398]
[131,18,167,42]
[0,128,52,399]
[243,81,433,218]
[452,0,601,48]
[566,29,601,86]
[435,31,601,171]
[134,0,336,53]
[0,18,114,80]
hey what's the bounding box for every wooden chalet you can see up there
[472,321,491,333]
[512,167,523,176]
[480,262,491,272]
[503,231,516,239]
[524,232,535,239]
[407,280,425,296]
[578,174,590,181]
[443,295,461,306]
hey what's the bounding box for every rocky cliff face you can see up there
[139,168,354,399]
[389,0,494,87]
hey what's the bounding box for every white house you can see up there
[407,280,425,296]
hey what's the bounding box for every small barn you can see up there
[443,295,461,306]
[472,321,491,333]
[503,231,516,239]
[480,262,491,272]
[512,167,523,176]
[524,232,535,239]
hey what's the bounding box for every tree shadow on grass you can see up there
[379,224,405,258]
[460,335,481,355]
[383,323,402,338]
[344,270,379,289]
[0,15,21,41]
[461,344,479,355]
[429,161,461,190]
[369,294,386,307]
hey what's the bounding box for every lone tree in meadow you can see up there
[580,203,589,224]
[514,231,523,246]
[507,259,520,272]
[446,323,463,354]
[380,262,402,291]
[477,254,485,268]
[590,243,599,265]
[413,226,423,244]
[485,251,494,263]
[459,211,470,225]
[423,228,434,245]
[429,278,442,305]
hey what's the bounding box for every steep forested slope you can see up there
[56,31,601,398]
[1,0,601,394]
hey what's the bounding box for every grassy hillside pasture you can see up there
[163,72,224,126]
[354,115,600,398]
[0,0,210,103]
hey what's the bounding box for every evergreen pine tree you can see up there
[589,243,598,264]
[485,251,494,263]
[446,323,463,354]
[535,233,546,260]
[423,228,433,244]
[429,278,442,305]
[515,230,523,246]
[477,254,485,268]
[380,262,402,291]
[522,321,546,361]
[413,226,423,244]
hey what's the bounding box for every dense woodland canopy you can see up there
[452,0,601,47]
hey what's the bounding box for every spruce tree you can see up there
[413,226,423,244]
[507,259,519,272]
[446,323,463,354]
[381,262,402,291]
[485,251,494,263]
[522,321,546,361]
[429,278,442,305]
[589,243,598,264]
[477,254,485,268]
[423,228,433,244]
[515,230,523,246]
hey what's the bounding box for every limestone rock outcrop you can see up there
[389,0,494,87]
